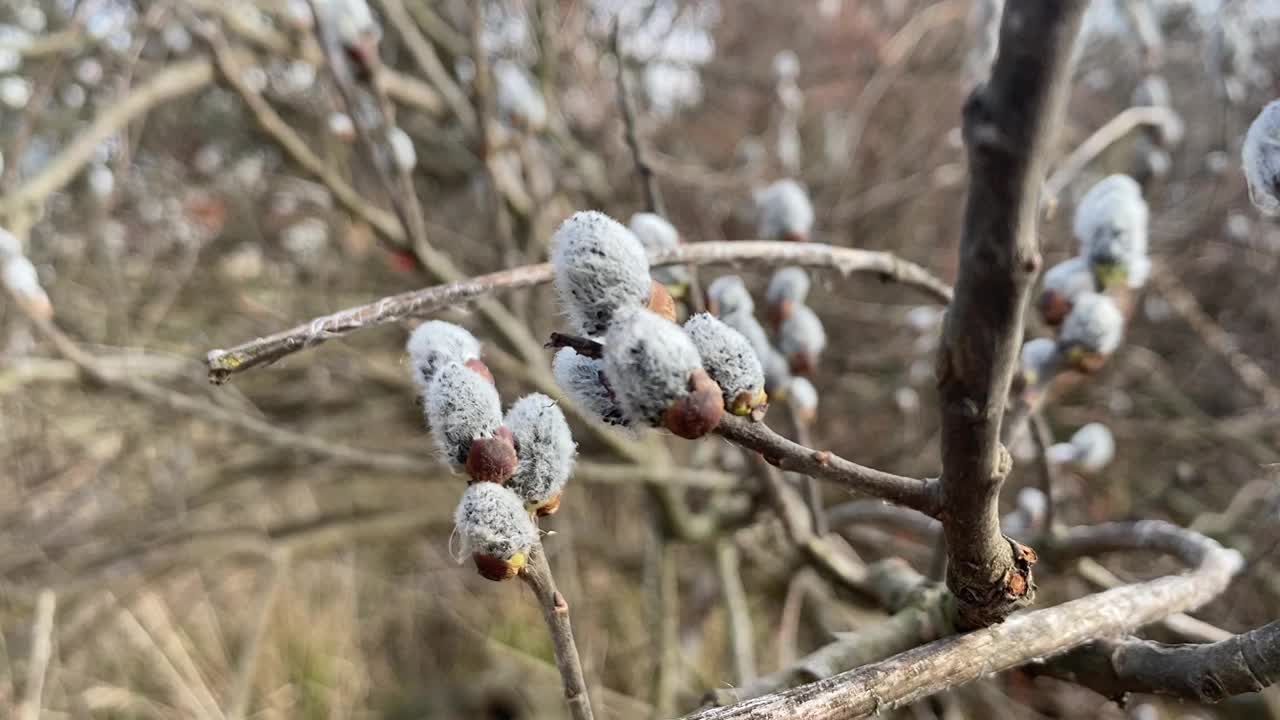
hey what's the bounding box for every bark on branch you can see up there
[936,0,1089,628]
[205,241,950,382]
[683,521,1243,719]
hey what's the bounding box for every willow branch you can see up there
[685,521,1243,719]
[16,589,56,720]
[206,241,950,382]
[521,544,595,720]
[716,539,758,684]
[935,0,1087,628]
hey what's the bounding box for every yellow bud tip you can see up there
[508,552,527,573]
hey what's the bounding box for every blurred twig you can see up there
[715,539,757,684]
[521,543,596,720]
[16,589,56,720]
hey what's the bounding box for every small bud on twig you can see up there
[683,313,767,416]
[454,482,538,581]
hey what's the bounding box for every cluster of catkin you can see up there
[408,321,576,581]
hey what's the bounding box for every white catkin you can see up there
[1243,100,1280,217]
[778,303,827,358]
[551,211,652,336]
[316,0,381,46]
[454,482,537,561]
[1016,487,1048,525]
[707,275,755,316]
[495,59,548,131]
[425,363,503,465]
[766,266,810,307]
[683,313,765,405]
[629,212,689,287]
[603,309,703,426]
[406,320,481,390]
[1021,337,1062,385]
[552,347,627,425]
[0,226,21,258]
[505,394,576,509]
[755,179,814,241]
[388,127,417,172]
[3,255,45,297]
[786,376,818,413]
[1059,292,1125,355]
[1072,174,1150,288]
[761,346,793,394]
[1050,422,1116,473]
[1041,256,1096,301]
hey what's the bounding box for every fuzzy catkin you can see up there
[778,303,827,359]
[1243,99,1280,216]
[706,275,755,316]
[629,212,690,287]
[495,59,548,131]
[786,376,818,414]
[552,347,626,426]
[756,179,814,241]
[1020,337,1062,386]
[1072,174,1150,288]
[1059,292,1125,355]
[1048,422,1115,473]
[551,211,652,336]
[406,320,482,390]
[603,309,704,426]
[1042,256,1095,300]
[505,394,576,509]
[683,313,765,409]
[454,482,537,562]
[766,266,810,307]
[426,362,503,465]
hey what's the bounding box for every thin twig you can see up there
[649,531,681,719]
[225,554,287,720]
[16,589,56,720]
[521,543,595,720]
[715,539,757,684]
[205,241,951,382]
[611,20,664,218]
[788,403,827,537]
[1029,412,1059,534]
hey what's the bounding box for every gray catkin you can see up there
[1244,99,1280,216]
[454,482,538,561]
[406,320,482,390]
[604,309,704,426]
[505,393,576,508]
[1049,422,1116,473]
[630,212,690,287]
[495,59,548,131]
[1072,174,1150,287]
[1020,337,1062,387]
[1059,292,1125,355]
[756,179,814,240]
[425,362,503,465]
[778,303,827,358]
[786,376,818,414]
[706,275,755,316]
[683,313,765,406]
[551,210,652,336]
[1042,256,1095,300]
[551,347,627,426]
[761,346,793,394]
[766,266,810,306]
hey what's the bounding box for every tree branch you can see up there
[521,543,596,720]
[683,521,1242,719]
[1037,621,1280,703]
[935,0,1088,628]
[206,241,950,382]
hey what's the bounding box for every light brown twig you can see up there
[521,543,595,720]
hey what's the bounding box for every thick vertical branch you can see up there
[521,544,596,720]
[936,0,1088,628]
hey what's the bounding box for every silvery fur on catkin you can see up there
[454,482,537,560]
[1042,256,1095,301]
[766,266,810,306]
[604,309,703,426]
[406,320,481,390]
[756,179,814,240]
[426,362,503,464]
[683,313,765,402]
[778,303,827,356]
[787,376,818,413]
[1060,292,1124,355]
[552,347,628,426]
[505,393,577,506]
[707,275,755,316]
[1073,174,1149,286]
[551,210,652,336]
[1244,99,1280,216]
[630,212,690,286]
